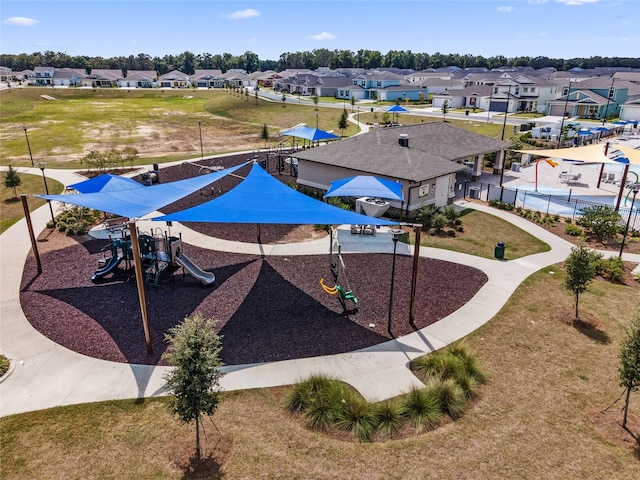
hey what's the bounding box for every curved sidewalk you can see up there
[1,173,633,417]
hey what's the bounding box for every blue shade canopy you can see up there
[68,174,142,193]
[386,105,408,113]
[39,163,248,218]
[280,125,340,142]
[577,129,594,135]
[594,126,610,132]
[324,175,404,201]
[153,164,400,226]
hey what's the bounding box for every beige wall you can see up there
[298,159,456,211]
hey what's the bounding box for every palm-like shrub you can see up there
[286,374,338,413]
[400,388,443,432]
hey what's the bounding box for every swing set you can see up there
[319,228,358,312]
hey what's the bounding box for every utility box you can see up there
[469,186,480,199]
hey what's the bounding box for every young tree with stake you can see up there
[163,314,225,459]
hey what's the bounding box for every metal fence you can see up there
[460,180,640,232]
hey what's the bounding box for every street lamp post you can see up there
[556,81,573,148]
[387,229,403,336]
[198,121,203,158]
[22,125,35,167]
[500,84,512,141]
[619,186,639,258]
[602,77,615,126]
[38,162,55,224]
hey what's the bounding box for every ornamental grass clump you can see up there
[400,387,443,433]
[374,400,405,438]
[426,377,467,420]
[335,390,378,442]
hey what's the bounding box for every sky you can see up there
[1,0,639,61]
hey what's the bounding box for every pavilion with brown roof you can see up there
[294,122,509,211]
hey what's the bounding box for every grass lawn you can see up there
[413,209,550,260]
[1,172,64,233]
[0,88,358,167]
[1,268,638,479]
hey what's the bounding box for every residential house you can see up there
[547,77,629,119]
[221,70,248,88]
[81,69,122,88]
[340,71,424,102]
[294,122,509,210]
[119,70,157,88]
[190,70,224,88]
[51,68,82,87]
[158,70,191,88]
[619,99,640,122]
[431,85,493,110]
[30,66,55,86]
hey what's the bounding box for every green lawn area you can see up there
[2,268,638,479]
[1,172,64,233]
[0,88,359,168]
[413,209,550,260]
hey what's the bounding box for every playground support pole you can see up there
[409,225,421,327]
[21,194,42,274]
[615,164,630,211]
[128,222,153,355]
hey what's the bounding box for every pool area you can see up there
[509,184,637,217]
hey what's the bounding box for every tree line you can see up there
[1,49,639,76]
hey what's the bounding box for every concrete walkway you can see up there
[1,169,638,417]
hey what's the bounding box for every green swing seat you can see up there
[335,285,357,304]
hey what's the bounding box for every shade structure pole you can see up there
[615,164,630,211]
[21,194,42,274]
[128,221,153,355]
[409,225,421,327]
[597,163,605,189]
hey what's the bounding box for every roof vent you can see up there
[398,133,409,147]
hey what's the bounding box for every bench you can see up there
[103,216,129,233]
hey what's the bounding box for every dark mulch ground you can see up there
[20,230,488,367]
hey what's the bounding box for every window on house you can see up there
[493,87,499,94]
[608,88,615,99]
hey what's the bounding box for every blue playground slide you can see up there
[91,255,124,282]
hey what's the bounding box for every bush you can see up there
[579,205,622,240]
[428,228,437,236]
[456,225,464,233]
[0,354,9,377]
[446,228,456,237]
[426,377,467,419]
[442,205,460,224]
[335,391,378,442]
[565,224,583,236]
[400,388,443,432]
[488,200,514,211]
[415,205,439,229]
[431,213,448,231]
[596,256,625,283]
[374,400,405,438]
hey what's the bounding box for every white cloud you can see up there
[223,8,260,20]
[497,6,514,12]
[4,16,39,26]
[310,32,336,41]
[555,0,600,5]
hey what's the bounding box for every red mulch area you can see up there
[20,232,488,366]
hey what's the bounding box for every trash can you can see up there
[494,241,506,259]
[465,109,469,116]
[511,162,521,172]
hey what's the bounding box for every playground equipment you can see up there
[140,163,160,186]
[320,229,358,312]
[91,237,133,282]
[90,227,214,286]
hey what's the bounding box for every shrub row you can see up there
[286,343,485,442]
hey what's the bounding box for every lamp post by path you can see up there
[387,229,403,337]
[38,162,55,224]
[198,121,203,158]
[22,125,35,167]
[557,81,573,148]
[619,186,639,258]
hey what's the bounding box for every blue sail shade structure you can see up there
[324,175,404,202]
[386,104,408,113]
[38,162,249,219]
[280,125,340,142]
[68,174,142,193]
[152,163,401,226]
